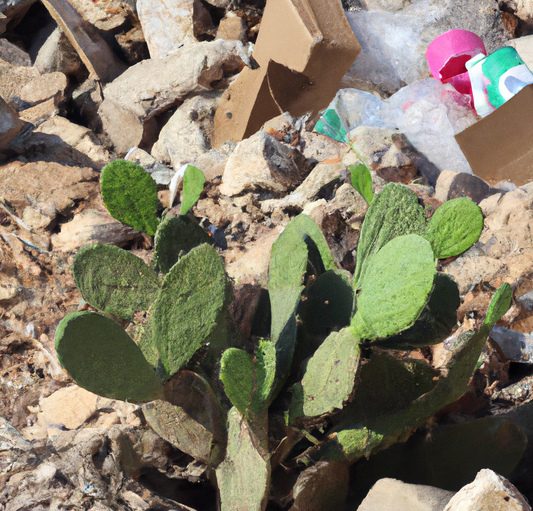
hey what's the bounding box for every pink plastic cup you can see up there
[426,30,487,94]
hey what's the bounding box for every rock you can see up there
[151,92,231,181]
[125,147,176,185]
[18,71,68,108]
[67,0,132,32]
[350,126,421,184]
[489,327,533,364]
[0,38,31,67]
[70,78,104,131]
[0,416,36,478]
[34,26,83,76]
[34,116,111,168]
[261,161,345,213]
[41,0,127,83]
[220,130,313,197]
[51,208,144,251]
[0,60,40,107]
[217,13,248,42]
[137,0,213,58]
[357,478,455,511]
[435,171,503,204]
[115,25,150,66]
[359,0,413,10]
[23,385,142,440]
[0,95,27,148]
[507,35,533,72]
[0,0,36,36]
[0,160,99,229]
[99,39,248,154]
[443,469,531,511]
[501,0,533,24]
[299,131,347,164]
[344,0,509,94]
[18,97,58,126]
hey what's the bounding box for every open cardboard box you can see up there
[213,0,361,147]
[455,83,533,186]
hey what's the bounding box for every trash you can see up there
[315,79,477,179]
[467,46,533,117]
[455,84,533,186]
[213,0,361,146]
[426,29,486,96]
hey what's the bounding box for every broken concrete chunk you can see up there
[137,0,214,58]
[0,96,27,148]
[220,129,312,197]
[99,39,248,154]
[41,0,127,83]
[214,0,361,146]
[217,13,248,42]
[443,469,531,511]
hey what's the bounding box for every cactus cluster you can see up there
[55,169,518,510]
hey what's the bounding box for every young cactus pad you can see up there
[220,341,276,420]
[151,243,230,377]
[351,234,436,342]
[425,197,483,259]
[101,159,160,236]
[73,243,160,321]
[181,165,206,216]
[55,311,164,402]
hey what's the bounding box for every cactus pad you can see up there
[154,215,213,274]
[181,165,205,215]
[55,311,164,402]
[74,243,160,321]
[220,341,276,419]
[425,197,484,259]
[152,243,229,377]
[101,159,160,235]
[216,407,270,511]
[349,163,373,205]
[351,234,436,342]
[353,183,426,287]
[300,328,361,418]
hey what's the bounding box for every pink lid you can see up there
[426,30,486,82]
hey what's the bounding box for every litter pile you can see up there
[3,0,533,509]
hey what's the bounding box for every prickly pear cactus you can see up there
[55,311,164,402]
[153,215,213,274]
[101,159,160,235]
[74,243,160,321]
[181,164,206,215]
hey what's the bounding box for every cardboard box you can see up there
[455,83,533,186]
[213,0,361,147]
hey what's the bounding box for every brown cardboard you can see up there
[213,0,361,147]
[455,84,533,186]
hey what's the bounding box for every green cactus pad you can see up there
[351,234,436,342]
[424,197,483,259]
[216,407,270,511]
[152,243,229,377]
[374,273,460,350]
[284,214,337,274]
[220,341,276,419]
[74,243,160,321]
[299,270,354,336]
[353,183,426,287]
[300,328,361,418]
[101,159,160,235]
[55,311,163,402]
[349,163,373,205]
[484,282,512,327]
[181,165,205,215]
[153,215,213,274]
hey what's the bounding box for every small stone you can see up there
[357,478,455,511]
[220,130,312,197]
[18,97,58,126]
[350,126,421,184]
[217,13,248,42]
[443,469,531,511]
[34,26,83,76]
[18,72,68,107]
[0,95,27,148]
